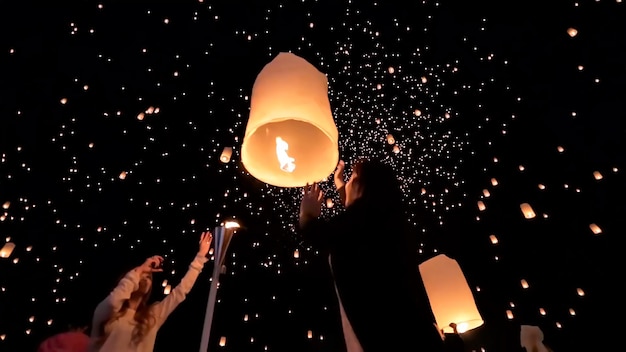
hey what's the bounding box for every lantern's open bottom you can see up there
[241,120,338,188]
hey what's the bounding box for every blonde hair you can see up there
[98,275,157,347]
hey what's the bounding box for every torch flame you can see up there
[223,221,240,229]
[275,137,295,172]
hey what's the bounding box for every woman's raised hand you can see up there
[333,160,346,190]
[300,183,323,220]
[198,231,213,257]
[139,255,164,273]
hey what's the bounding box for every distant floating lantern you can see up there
[489,234,498,244]
[220,147,233,163]
[593,171,603,180]
[520,279,529,289]
[520,203,536,219]
[392,145,400,154]
[491,178,498,186]
[567,27,578,37]
[325,198,334,208]
[477,201,486,211]
[482,189,490,197]
[163,284,172,295]
[0,242,16,258]
[119,171,127,180]
[307,330,313,339]
[386,133,395,144]
[241,52,339,187]
[506,310,514,320]
[589,223,602,235]
[293,249,300,259]
[219,336,226,347]
[576,288,585,297]
[419,254,484,334]
[2,201,10,209]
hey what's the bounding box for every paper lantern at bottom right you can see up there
[419,254,484,334]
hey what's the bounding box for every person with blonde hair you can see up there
[88,231,212,352]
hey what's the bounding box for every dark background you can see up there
[0,0,623,351]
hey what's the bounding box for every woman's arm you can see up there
[298,215,334,251]
[90,255,164,339]
[152,254,209,324]
[90,269,140,338]
[299,206,358,252]
[337,185,347,208]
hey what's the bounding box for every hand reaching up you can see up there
[138,255,164,273]
[333,160,346,190]
[198,231,213,257]
[300,183,323,220]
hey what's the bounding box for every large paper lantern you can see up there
[419,254,484,334]
[241,52,339,187]
[520,325,550,352]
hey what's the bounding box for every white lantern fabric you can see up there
[418,254,484,334]
[241,52,339,187]
[520,325,550,352]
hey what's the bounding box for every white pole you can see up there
[199,226,226,352]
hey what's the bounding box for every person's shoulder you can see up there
[38,331,90,352]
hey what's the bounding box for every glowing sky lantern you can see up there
[520,203,536,219]
[520,325,550,352]
[0,242,15,258]
[220,147,232,163]
[241,52,339,187]
[419,254,484,334]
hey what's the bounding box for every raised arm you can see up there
[153,231,212,325]
[333,160,347,207]
[90,255,164,338]
[298,183,356,252]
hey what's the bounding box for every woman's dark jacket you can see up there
[298,190,445,352]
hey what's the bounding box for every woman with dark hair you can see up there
[88,231,212,352]
[299,159,444,351]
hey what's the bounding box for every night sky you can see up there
[1,1,624,351]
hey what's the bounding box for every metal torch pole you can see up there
[199,226,235,352]
[199,226,224,352]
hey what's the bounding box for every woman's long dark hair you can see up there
[350,158,418,254]
[350,158,404,215]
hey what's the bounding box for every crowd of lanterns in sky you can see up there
[0,0,621,350]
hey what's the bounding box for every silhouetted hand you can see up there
[300,183,323,221]
[333,160,346,190]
